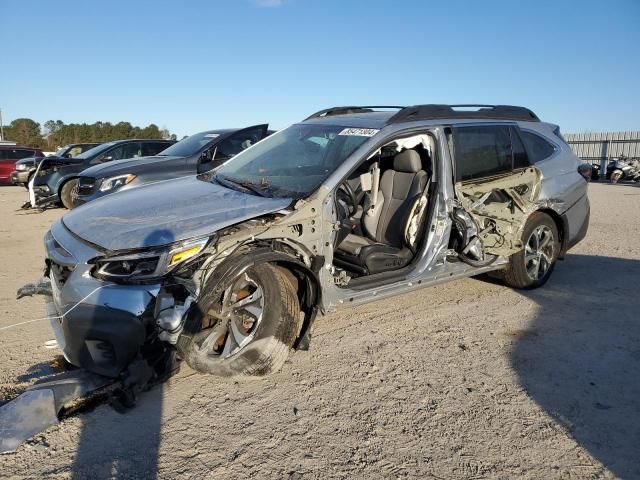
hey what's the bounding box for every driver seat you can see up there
[334,149,428,275]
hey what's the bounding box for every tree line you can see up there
[1,118,175,150]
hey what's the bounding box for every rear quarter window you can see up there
[521,131,556,163]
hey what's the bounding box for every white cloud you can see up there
[253,0,286,7]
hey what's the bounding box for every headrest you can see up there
[393,149,422,173]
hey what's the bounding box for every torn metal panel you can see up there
[0,390,57,454]
[0,370,115,454]
[455,167,542,257]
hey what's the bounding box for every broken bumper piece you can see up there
[0,370,115,454]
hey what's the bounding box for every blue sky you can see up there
[2,0,639,137]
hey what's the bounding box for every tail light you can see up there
[578,164,592,182]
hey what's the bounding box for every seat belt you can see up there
[404,178,432,249]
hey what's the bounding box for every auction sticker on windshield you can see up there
[338,128,379,137]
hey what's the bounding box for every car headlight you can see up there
[93,237,210,282]
[99,174,136,192]
[16,163,28,171]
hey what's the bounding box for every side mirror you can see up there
[101,155,113,162]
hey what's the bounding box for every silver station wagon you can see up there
[38,104,591,383]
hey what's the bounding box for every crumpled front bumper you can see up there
[11,170,31,185]
[45,220,161,377]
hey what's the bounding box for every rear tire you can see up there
[503,212,559,289]
[60,179,77,209]
[178,264,302,377]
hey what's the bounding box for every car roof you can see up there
[300,104,542,129]
[0,145,41,150]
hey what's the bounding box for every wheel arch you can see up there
[57,175,79,199]
[535,208,567,258]
[180,244,322,352]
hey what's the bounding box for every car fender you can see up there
[178,245,321,352]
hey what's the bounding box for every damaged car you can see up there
[30,104,591,388]
[28,139,174,209]
[71,125,272,207]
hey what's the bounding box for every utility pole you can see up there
[0,108,4,142]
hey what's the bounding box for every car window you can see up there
[215,127,266,162]
[510,128,530,169]
[91,144,127,163]
[67,146,84,158]
[79,144,98,154]
[122,142,142,159]
[215,124,372,198]
[142,142,170,157]
[521,131,556,163]
[453,126,512,181]
[0,149,34,160]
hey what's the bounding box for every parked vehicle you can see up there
[0,145,44,185]
[30,104,590,389]
[10,143,99,188]
[29,139,175,209]
[606,157,640,183]
[72,125,271,207]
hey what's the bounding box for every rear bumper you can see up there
[45,220,161,377]
[561,194,590,254]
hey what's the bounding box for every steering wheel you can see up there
[336,181,358,218]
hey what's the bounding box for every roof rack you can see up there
[304,106,405,121]
[387,104,540,124]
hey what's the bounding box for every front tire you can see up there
[503,212,559,289]
[178,264,302,377]
[60,179,77,209]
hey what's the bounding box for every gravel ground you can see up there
[0,182,639,479]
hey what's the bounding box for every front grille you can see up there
[76,177,96,196]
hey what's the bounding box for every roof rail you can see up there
[304,106,405,121]
[387,104,540,124]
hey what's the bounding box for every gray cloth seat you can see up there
[334,149,428,274]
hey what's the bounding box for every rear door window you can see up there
[510,127,530,169]
[453,126,512,181]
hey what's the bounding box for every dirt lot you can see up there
[0,183,638,479]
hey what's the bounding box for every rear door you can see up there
[198,124,269,173]
[451,124,541,257]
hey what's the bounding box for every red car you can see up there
[0,145,44,185]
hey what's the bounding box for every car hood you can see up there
[80,155,183,178]
[62,175,292,251]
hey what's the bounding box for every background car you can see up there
[0,145,44,185]
[72,124,271,207]
[10,143,99,188]
[31,138,174,208]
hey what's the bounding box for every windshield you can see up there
[75,141,117,160]
[213,124,374,198]
[53,147,68,157]
[158,131,221,157]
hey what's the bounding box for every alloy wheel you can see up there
[198,273,265,359]
[524,225,554,281]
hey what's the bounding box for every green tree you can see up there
[4,118,43,147]
[6,117,170,148]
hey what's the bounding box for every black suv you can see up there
[30,139,174,209]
